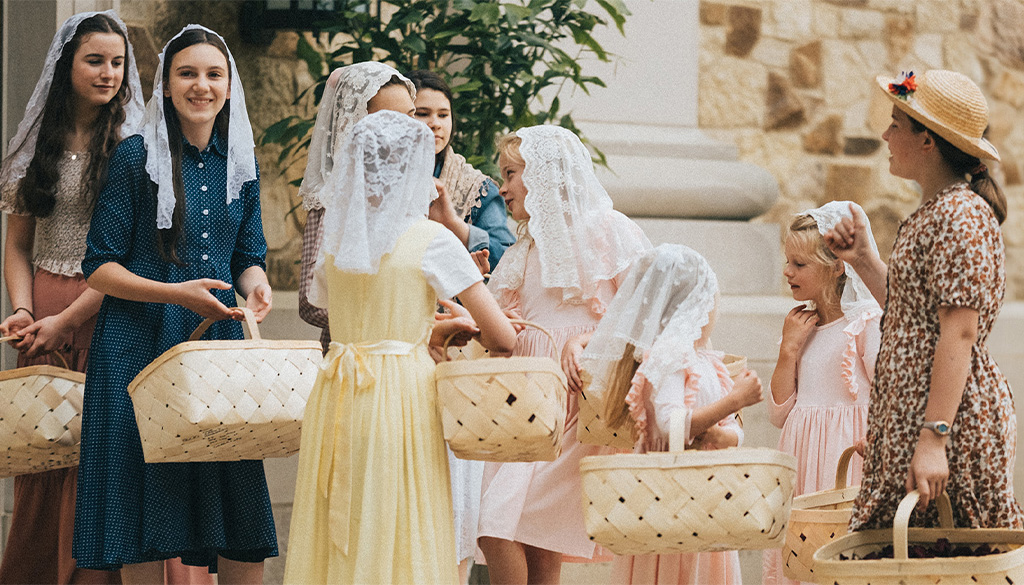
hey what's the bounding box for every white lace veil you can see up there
[142,24,256,229]
[300,62,415,211]
[801,201,881,314]
[488,125,646,308]
[582,244,720,395]
[308,110,437,307]
[0,10,144,189]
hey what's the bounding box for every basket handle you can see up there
[440,318,556,360]
[189,307,261,342]
[833,445,860,490]
[892,490,955,560]
[0,335,72,369]
[668,409,687,453]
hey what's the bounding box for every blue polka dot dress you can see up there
[73,132,278,571]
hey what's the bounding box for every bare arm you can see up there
[907,306,978,509]
[769,306,818,407]
[235,265,272,323]
[688,369,763,439]
[87,262,235,321]
[429,180,470,246]
[454,281,516,356]
[0,215,36,348]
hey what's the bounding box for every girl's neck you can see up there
[70,101,101,151]
[916,163,964,206]
[180,120,214,152]
[813,298,844,326]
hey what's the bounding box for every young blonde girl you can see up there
[762,201,881,585]
[74,26,274,584]
[571,244,763,585]
[477,125,650,584]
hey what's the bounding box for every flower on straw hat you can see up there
[876,69,999,162]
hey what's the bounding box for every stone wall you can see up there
[697,0,1024,299]
[119,0,314,289]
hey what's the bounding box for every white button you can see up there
[203,209,209,215]
[202,232,209,238]
[198,162,204,169]
[202,254,209,260]
[200,185,208,192]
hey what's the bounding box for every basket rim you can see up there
[0,365,85,384]
[791,485,860,511]
[127,338,322,396]
[812,526,1024,576]
[579,447,797,471]
[435,355,568,381]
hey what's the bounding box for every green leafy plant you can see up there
[261,0,629,183]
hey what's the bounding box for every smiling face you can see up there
[414,88,453,155]
[70,32,126,110]
[783,236,837,305]
[882,106,929,181]
[498,151,530,221]
[164,42,230,139]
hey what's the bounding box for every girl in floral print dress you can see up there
[827,70,1022,532]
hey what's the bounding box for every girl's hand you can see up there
[691,424,738,450]
[907,431,949,511]
[0,312,35,350]
[17,314,74,359]
[729,369,764,409]
[781,305,818,354]
[177,279,235,321]
[439,298,471,319]
[854,435,869,457]
[470,249,490,277]
[245,283,273,323]
[431,316,479,349]
[428,179,459,225]
[503,308,525,332]
[561,335,588,394]
[824,203,875,267]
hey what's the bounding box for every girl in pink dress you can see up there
[761,201,882,585]
[573,244,763,585]
[477,125,650,584]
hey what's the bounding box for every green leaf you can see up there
[594,0,629,34]
[451,79,484,93]
[402,36,427,53]
[295,34,324,80]
[503,4,532,23]
[469,2,500,25]
[453,0,477,10]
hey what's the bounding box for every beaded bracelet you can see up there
[13,307,35,320]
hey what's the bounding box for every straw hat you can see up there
[876,69,1000,162]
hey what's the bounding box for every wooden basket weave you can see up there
[580,412,797,555]
[128,308,322,463]
[782,445,860,581]
[0,341,82,477]
[811,490,1024,585]
[436,319,568,462]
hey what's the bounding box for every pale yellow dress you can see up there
[284,219,465,584]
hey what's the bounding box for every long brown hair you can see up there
[908,116,1007,224]
[18,13,131,217]
[155,29,231,265]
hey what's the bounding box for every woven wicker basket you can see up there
[812,490,1024,585]
[437,319,568,462]
[580,412,797,555]
[128,308,322,463]
[0,341,82,477]
[782,445,860,581]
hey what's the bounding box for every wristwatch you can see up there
[922,420,951,436]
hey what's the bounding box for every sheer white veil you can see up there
[141,24,256,229]
[801,201,881,315]
[300,62,415,211]
[0,10,144,189]
[308,110,437,307]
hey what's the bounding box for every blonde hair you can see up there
[496,132,524,167]
[602,344,641,430]
[787,214,847,309]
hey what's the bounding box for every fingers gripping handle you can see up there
[189,307,262,342]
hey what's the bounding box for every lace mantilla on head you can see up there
[142,24,256,229]
[300,62,415,211]
[582,244,720,414]
[308,110,437,306]
[437,146,488,220]
[488,125,648,308]
[0,10,144,198]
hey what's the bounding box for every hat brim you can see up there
[875,75,1000,162]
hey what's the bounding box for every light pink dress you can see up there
[761,308,881,585]
[476,243,626,561]
[613,351,743,585]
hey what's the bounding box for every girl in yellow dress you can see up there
[283,110,516,584]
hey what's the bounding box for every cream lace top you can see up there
[0,152,93,276]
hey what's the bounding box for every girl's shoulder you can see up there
[110,134,148,168]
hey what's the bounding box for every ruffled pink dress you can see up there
[613,351,743,585]
[476,243,627,561]
[761,308,881,585]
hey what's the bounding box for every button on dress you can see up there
[73,133,277,571]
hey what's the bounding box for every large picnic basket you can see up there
[580,412,797,555]
[0,340,83,477]
[436,319,568,462]
[812,490,1024,585]
[782,445,860,581]
[128,308,322,463]
[578,353,748,449]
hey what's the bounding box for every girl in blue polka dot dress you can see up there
[73,26,275,583]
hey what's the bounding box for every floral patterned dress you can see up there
[850,182,1023,531]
